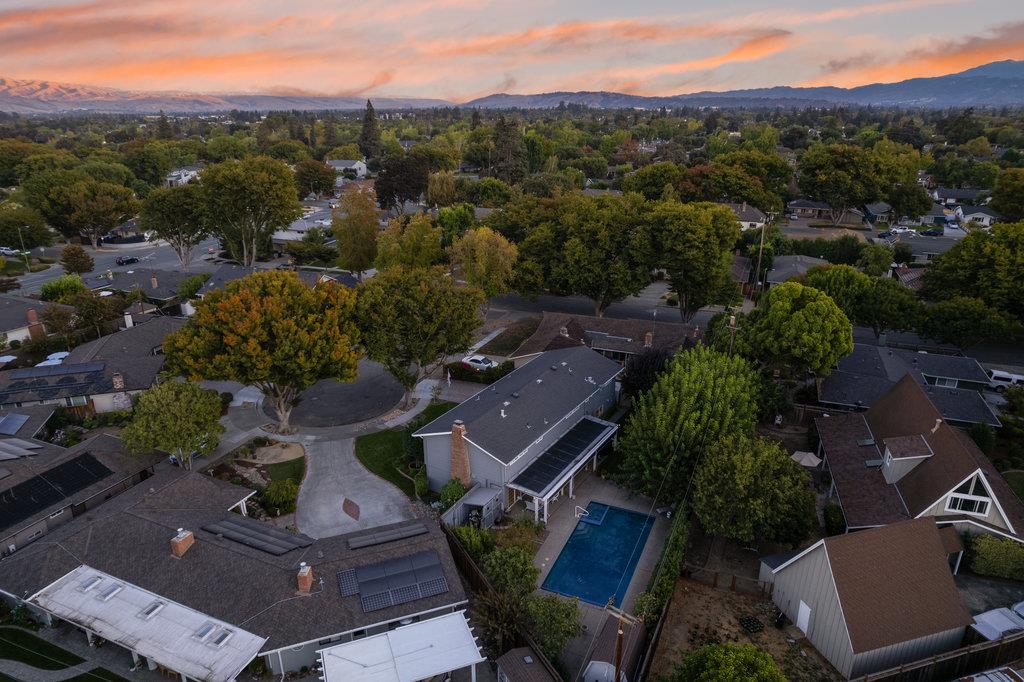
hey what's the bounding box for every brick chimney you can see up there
[171,529,194,558]
[297,562,313,593]
[26,307,44,339]
[644,331,653,348]
[112,372,125,391]
[450,420,472,486]
[150,275,159,290]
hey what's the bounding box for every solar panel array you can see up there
[346,523,427,549]
[0,413,30,436]
[202,515,314,555]
[336,550,449,613]
[511,418,614,496]
[9,362,105,380]
[0,453,113,531]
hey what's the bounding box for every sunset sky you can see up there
[2,0,1023,101]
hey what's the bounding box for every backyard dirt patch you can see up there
[650,578,841,681]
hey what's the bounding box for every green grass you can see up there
[266,456,306,484]
[478,316,541,357]
[64,668,131,682]
[1004,471,1024,502]
[355,401,456,499]
[0,626,84,670]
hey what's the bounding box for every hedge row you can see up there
[969,534,1024,580]
[445,360,515,384]
[633,510,689,621]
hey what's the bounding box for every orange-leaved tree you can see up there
[164,270,361,433]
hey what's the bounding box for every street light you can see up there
[16,225,29,270]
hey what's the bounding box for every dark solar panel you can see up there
[511,418,615,496]
[202,515,314,555]
[9,362,105,380]
[338,550,450,612]
[0,414,29,436]
[346,523,427,549]
[0,453,113,531]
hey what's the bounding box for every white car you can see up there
[889,226,916,235]
[0,247,22,257]
[461,355,498,371]
[989,369,1024,393]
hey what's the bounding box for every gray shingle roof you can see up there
[721,202,766,223]
[766,255,828,284]
[0,356,166,405]
[788,199,830,210]
[414,347,622,464]
[935,187,982,201]
[66,316,185,363]
[199,264,257,296]
[0,295,71,334]
[0,468,466,652]
[87,268,194,302]
[512,312,694,359]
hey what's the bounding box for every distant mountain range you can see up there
[3,61,1024,114]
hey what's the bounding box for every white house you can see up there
[326,159,367,181]
[720,202,767,231]
[164,165,202,187]
[760,519,971,679]
[957,205,1001,228]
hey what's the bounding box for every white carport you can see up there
[318,610,484,682]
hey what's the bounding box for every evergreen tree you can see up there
[359,100,381,159]
[490,116,526,184]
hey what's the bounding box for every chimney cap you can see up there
[453,419,464,426]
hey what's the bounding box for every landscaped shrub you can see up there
[824,503,846,536]
[445,360,515,385]
[40,274,86,302]
[524,594,583,661]
[261,479,299,516]
[219,392,233,411]
[452,524,495,561]
[482,546,539,598]
[969,534,1024,580]
[440,478,467,510]
[81,410,132,429]
[494,518,543,553]
[7,339,19,350]
[634,510,689,621]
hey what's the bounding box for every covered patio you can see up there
[506,417,617,524]
[317,610,484,682]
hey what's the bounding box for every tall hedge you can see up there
[970,534,1024,580]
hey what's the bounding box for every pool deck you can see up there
[519,471,669,678]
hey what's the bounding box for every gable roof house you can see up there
[720,202,767,230]
[0,295,73,346]
[863,201,892,224]
[88,268,194,306]
[957,205,1001,228]
[414,347,622,523]
[932,187,984,206]
[0,433,162,556]
[326,159,367,180]
[815,376,1024,542]
[760,518,972,679]
[819,344,999,427]
[511,312,695,363]
[788,199,832,220]
[766,255,828,286]
[0,469,467,678]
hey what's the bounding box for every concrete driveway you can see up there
[295,439,414,538]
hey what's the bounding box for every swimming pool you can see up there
[541,502,654,607]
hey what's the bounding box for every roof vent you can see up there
[551,365,558,371]
[536,378,542,384]
[512,392,519,398]
[931,418,942,433]
[500,409,506,418]
[524,655,534,664]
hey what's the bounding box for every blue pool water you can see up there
[541,502,654,607]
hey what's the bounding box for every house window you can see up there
[932,376,957,387]
[946,477,990,517]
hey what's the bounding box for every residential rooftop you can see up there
[512,312,695,359]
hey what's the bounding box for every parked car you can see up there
[877,231,892,239]
[890,226,915,235]
[787,213,799,220]
[115,256,139,266]
[920,228,943,236]
[461,355,498,371]
[988,369,1024,393]
[0,247,22,257]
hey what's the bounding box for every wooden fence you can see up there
[683,565,771,597]
[857,631,1024,682]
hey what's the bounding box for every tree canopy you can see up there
[667,644,786,682]
[164,271,361,432]
[375,214,442,270]
[139,183,206,268]
[293,158,336,198]
[449,227,518,301]
[333,188,379,280]
[121,381,225,469]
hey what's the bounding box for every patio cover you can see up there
[318,610,484,682]
[508,417,617,499]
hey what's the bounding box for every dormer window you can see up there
[946,476,991,517]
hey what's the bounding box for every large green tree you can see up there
[449,227,518,303]
[804,265,870,318]
[918,296,1023,350]
[356,267,482,405]
[857,277,922,340]
[164,271,361,432]
[921,222,1024,321]
[738,281,853,376]
[0,205,52,249]
[798,143,881,225]
[121,381,225,470]
[198,156,302,266]
[693,435,815,546]
[294,158,336,198]
[651,201,740,321]
[490,116,526,185]
[333,188,379,280]
[991,169,1024,222]
[139,183,207,268]
[359,99,381,159]
[66,179,139,249]
[375,214,442,270]
[617,346,761,497]
[59,244,94,275]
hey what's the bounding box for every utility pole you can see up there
[728,314,737,356]
[604,600,639,682]
[16,225,29,270]
[754,219,767,300]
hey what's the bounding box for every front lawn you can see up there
[1005,470,1024,503]
[355,401,455,499]
[0,627,84,669]
[479,316,541,357]
[266,456,306,484]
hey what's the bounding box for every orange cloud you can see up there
[804,21,1024,86]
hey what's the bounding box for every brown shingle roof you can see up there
[824,519,972,653]
[496,647,559,682]
[512,312,694,358]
